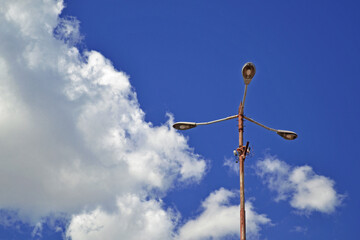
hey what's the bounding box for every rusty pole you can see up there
[238,102,246,240]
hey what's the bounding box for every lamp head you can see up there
[242,62,256,85]
[173,122,197,130]
[276,130,298,140]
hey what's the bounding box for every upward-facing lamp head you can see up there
[242,62,256,85]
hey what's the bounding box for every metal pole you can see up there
[238,103,246,240]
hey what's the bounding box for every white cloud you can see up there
[54,16,83,46]
[177,188,271,240]
[256,156,343,213]
[0,0,206,228]
[66,194,177,240]
[223,156,239,174]
[245,201,272,239]
[67,188,271,240]
[290,225,307,234]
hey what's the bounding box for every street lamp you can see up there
[173,122,197,130]
[242,62,256,85]
[172,62,297,240]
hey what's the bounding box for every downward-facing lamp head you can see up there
[276,130,298,140]
[173,122,197,130]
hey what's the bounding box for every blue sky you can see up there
[0,0,359,239]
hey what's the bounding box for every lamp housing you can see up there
[242,62,256,85]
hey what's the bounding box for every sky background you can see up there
[0,0,359,239]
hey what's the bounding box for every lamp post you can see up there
[173,62,297,240]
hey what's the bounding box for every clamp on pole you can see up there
[236,141,250,156]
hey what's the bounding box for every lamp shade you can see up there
[276,130,298,140]
[242,62,256,85]
[173,122,197,130]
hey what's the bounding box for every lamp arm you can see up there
[243,115,277,132]
[196,114,238,126]
[240,85,248,115]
